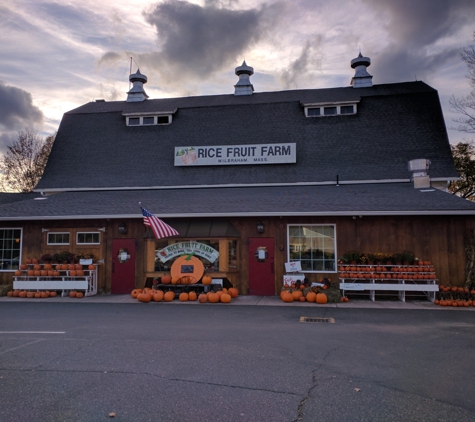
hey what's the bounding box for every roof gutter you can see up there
[2,209,475,222]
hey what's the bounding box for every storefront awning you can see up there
[165,219,240,238]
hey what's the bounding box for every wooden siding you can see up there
[1,215,473,293]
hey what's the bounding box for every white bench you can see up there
[340,280,438,302]
[13,275,97,297]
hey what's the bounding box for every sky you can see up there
[1,0,474,154]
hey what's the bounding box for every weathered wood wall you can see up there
[1,215,473,293]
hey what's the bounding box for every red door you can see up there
[111,239,136,294]
[248,237,275,295]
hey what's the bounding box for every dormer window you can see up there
[302,100,359,118]
[123,110,177,126]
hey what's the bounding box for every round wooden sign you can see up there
[170,254,204,284]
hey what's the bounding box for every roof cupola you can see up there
[350,53,373,88]
[234,61,254,96]
[126,69,149,102]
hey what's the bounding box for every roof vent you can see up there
[350,52,373,88]
[408,159,431,189]
[234,61,254,96]
[126,69,149,102]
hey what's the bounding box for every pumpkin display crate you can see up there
[338,263,439,302]
[12,262,98,297]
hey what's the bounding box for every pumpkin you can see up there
[88,264,96,270]
[34,292,41,298]
[26,291,35,298]
[13,290,20,297]
[14,270,22,276]
[299,296,306,302]
[291,290,303,301]
[202,275,212,285]
[228,287,239,298]
[208,292,220,303]
[40,292,48,298]
[131,289,141,298]
[69,291,77,298]
[33,264,41,271]
[69,264,76,271]
[161,275,171,284]
[179,292,189,301]
[20,264,27,270]
[198,293,208,303]
[7,291,13,297]
[19,291,27,298]
[164,291,175,302]
[220,293,232,303]
[27,270,35,276]
[316,293,328,304]
[181,276,190,285]
[34,270,41,276]
[75,292,83,298]
[44,263,53,271]
[451,286,458,292]
[32,258,39,264]
[153,290,164,302]
[306,291,316,302]
[188,291,197,301]
[61,264,69,271]
[50,291,57,297]
[137,292,152,303]
[281,292,293,303]
[171,276,180,285]
[170,254,204,284]
[75,264,82,270]
[70,270,77,277]
[76,270,84,277]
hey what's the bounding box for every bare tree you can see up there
[449,142,475,200]
[0,130,56,192]
[449,32,475,134]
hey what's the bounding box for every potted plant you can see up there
[341,250,362,264]
[40,253,53,264]
[76,252,96,265]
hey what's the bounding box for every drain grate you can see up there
[299,316,335,323]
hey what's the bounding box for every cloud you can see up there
[0,81,43,152]
[361,0,475,83]
[280,36,323,89]
[98,0,284,93]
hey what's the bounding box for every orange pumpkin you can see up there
[20,264,27,270]
[291,290,303,301]
[44,263,53,271]
[299,296,306,302]
[179,292,189,301]
[34,292,41,298]
[171,276,180,285]
[26,291,35,298]
[208,292,220,303]
[198,293,208,303]
[161,275,171,284]
[14,270,22,276]
[202,275,212,285]
[281,292,293,303]
[228,287,239,298]
[306,292,316,302]
[13,290,20,297]
[19,291,27,298]
[88,264,96,270]
[220,293,232,303]
[50,291,57,298]
[69,291,77,298]
[164,291,175,302]
[76,292,84,298]
[316,293,328,304]
[188,291,197,301]
[137,292,152,303]
[153,290,164,302]
[7,291,13,297]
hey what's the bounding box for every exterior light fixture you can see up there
[256,221,265,233]
[118,223,128,234]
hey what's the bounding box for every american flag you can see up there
[141,206,179,239]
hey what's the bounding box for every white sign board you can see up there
[174,143,296,166]
[157,241,219,263]
[283,275,305,287]
[285,261,302,272]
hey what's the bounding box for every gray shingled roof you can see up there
[36,81,458,191]
[1,183,474,221]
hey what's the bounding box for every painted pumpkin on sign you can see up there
[170,254,204,284]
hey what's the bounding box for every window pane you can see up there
[157,116,169,124]
[0,228,21,271]
[341,105,354,114]
[128,117,140,125]
[324,107,337,115]
[307,108,320,116]
[143,116,154,125]
[288,225,336,272]
[47,232,70,245]
[77,232,100,244]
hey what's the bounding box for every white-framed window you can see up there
[304,103,357,117]
[47,232,70,245]
[0,228,22,271]
[77,232,101,245]
[288,225,336,272]
[125,115,172,126]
